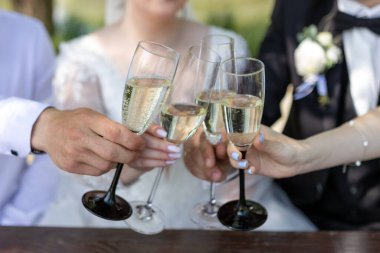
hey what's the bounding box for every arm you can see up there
[49,43,179,177]
[0,20,54,157]
[227,107,380,178]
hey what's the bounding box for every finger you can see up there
[84,130,140,165]
[139,148,180,161]
[215,142,227,160]
[71,163,107,176]
[130,158,175,170]
[183,147,208,180]
[227,144,242,161]
[73,149,115,173]
[253,125,272,151]
[200,133,216,168]
[145,124,167,138]
[89,110,145,151]
[227,144,249,170]
[142,132,181,153]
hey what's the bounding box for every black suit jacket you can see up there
[259,0,380,230]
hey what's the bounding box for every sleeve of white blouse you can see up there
[53,43,106,113]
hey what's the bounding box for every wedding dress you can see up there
[40,26,316,231]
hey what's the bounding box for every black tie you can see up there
[334,11,380,35]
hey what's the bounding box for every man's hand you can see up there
[31,107,146,176]
[183,129,230,182]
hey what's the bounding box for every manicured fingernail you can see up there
[165,160,176,165]
[156,129,167,138]
[167,145,181,152]
[238,160,248,168]
[168,152,181,159]
[247,166,256,175]
[259,133,265,144]
[231,151,240,161]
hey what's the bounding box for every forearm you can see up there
[300,108,380,173]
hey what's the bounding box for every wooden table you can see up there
[1,226,379,253]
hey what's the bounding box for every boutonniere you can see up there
[293,25,342,106]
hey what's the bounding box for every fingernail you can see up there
[238,160,248,168]
[168,152,181,159]
[156,129,167,138]
[259,133,265,144]
[167,145,181,152]
[165,160,176,165]
[231,151,240,161]
[247,166,256,175]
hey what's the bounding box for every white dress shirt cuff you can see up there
[0,97,49,157]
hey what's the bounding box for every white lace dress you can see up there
[40,26,316,231]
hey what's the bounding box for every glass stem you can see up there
[103,162,123,205]
[238,151,247,208]
[209,182,216,206]
[146,167,164,207]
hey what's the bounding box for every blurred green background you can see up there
[0,0,274,56]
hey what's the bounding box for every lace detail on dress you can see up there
[53,36,125,120]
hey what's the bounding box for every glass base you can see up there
[82,190,132,221]
[217,200,267,231]
[190,202,224,229]
[125,201,165,235]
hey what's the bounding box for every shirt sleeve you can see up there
[0,97,49,157]
[0,20,55,157]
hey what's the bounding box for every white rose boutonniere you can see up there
[294,25,342,106]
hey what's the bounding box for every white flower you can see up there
[326,45,341,65]
[316,32,333,47]
[294,38,327,77]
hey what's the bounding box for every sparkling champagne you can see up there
[122,77,171,134]
[222,94,263,151]
[161,103,207,145]
[196,90,235,145]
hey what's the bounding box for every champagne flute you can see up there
[126,45,221,234]
[217,57,268,231]
[82,41,179,221]
[190,34,235,229]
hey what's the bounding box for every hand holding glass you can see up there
[190,35,235,229]
[82,41,179,221]
[217,57,268,231]
[126,45,221,234]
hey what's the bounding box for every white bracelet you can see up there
[348,120,369,167]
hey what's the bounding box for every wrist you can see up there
[296,138,315,175]
[30,107,58,153]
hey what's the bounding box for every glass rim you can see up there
[188,45,221,64]
[201,34,235,46]
[137,40,180,60]
[220,57,265,77]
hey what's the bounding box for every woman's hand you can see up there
[121,124,182,184]
[183,128,231,182]
[129,124,182,170]
[227,125,307,178]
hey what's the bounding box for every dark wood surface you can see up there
[1,226,379,253]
